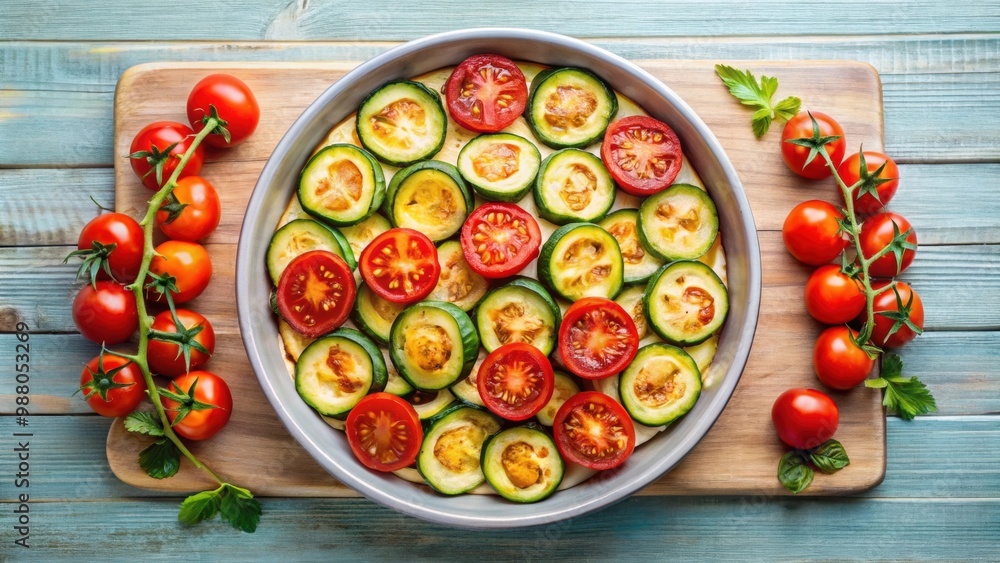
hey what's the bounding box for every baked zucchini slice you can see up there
[475,277,561,355]
[535,371,581,426]
[643,260,729,346]
[352,283,406,345]
[598,209,663,283]
[417,405,502,495]
[619,343,701,426]
[638,184,719,261]
[426,240,489,311]
[533,149,614,225]
[457,133,541,202]
[337,213,391,261]
[538,222,624,301]
[481,426,564,503]
[298,144,385,227]
[613,283,649,340]
[356,80,447,166]
[381,347,414,397]
[266,218,356,284]
[295,328,387,417]
[449,351,486,408]
[405,389,457,421]
[526,67,618,148]
[385,160,472,242]
[389,301,479,390]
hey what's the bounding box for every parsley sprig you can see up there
[714,64,801,138]
[866,354,938,420]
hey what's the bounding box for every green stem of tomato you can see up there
[127,119,224,486]
[821,151,878,346]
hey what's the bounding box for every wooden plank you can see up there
[0,335,101,415]
[2,1,999,40]
[899,245,1000,331]
[3,496,997,559]
[1,38,999,166]
[6,163,998,247]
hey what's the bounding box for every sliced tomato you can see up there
[345,392,423,472]
[477,342,555,421]
[359,228,440,304]
[600,115,683,196]
[445,54,528,133]
[553,391,635,470]
[558,297,638,379]
[276,250,356,338]
[460,202,541,279]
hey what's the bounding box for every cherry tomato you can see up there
[187,73,260,148]
[814,326,874,390]
[444,54,528,133]
[147,309,216,377]
[860,212,917,278]
[780,111,846,179]
[459,203,541,279]
[782,200,848,265]
[129,121,205,191]
[72,281,138,345]
[771,388,839,450]
[558,297,638,380]
[838,151,900,216]
[155,176,221,242]
[359,228,439,304]
[277,250,356,337]
[162,371,233,441]
[148,241,212,305]
[73,212,144,283]
[804,265,866,325]
[79,353,146,417]
[870,281,924,348]
[345,393,423,472]
[553,391,636,470]
[600,115,683,196]
[477,343,555,421]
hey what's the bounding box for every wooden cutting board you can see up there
[109,60,886,497]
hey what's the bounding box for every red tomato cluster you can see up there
[73,74,259,442]
[773,111,925,449]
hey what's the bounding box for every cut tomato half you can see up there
[477,342,555,421]
[601,115,682,196]
[276,250,356,338]
[558,297,638,379]
[345,393,423,472]
[359,228,440,304]
[460,202,541,279]
[445,54,528,133]
[553,391,636,470]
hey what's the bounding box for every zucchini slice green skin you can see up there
[637,184,719,261]
[295,332,382,417]
[598,209,663,284]
[356,80,447,166]
[417,405,502,495]
[475,277,561,355]
[526,67,618,149]
[533,149,616,225]
[351,283,405,345]
[331,328,388,393]
[384,160,473,242]
[266,218,356,285]
[481,426,564,503]
[426,240,489,312]
[538,222,625,302]
[457,133,542,202]
[298,144,386,227]
[619,343,702,426]
[643,260,729,346]
[389,301,480,391]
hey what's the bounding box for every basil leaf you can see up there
[778,451,814,494]
[809,439,851,474]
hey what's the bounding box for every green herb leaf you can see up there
[138,439,181,479]
[124,411,164,437]
[778,451,814,494]
[220,484,263,533]
[715,64,801,138]
[866,354,937,420]
[809,439,851,474]
[179,488,223,526]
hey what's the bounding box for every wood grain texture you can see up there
[3,1,999,40]
[0,169,115,247]
[101,61,891,497]
[3,496,998,560]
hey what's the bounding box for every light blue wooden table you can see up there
[2,2,998,559]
